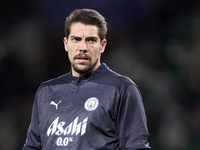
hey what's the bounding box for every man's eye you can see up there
[88,38,97,43]
[71,37,81,42]
[89,39,95,42]
[72,38,78,41]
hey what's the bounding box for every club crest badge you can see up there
[84,97,99,111]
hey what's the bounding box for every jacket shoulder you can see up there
[41,73,71,87]
[93,68,137,90]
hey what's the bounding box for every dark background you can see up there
[0,0,200,149]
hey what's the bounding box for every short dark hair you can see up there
[64,9,108,41]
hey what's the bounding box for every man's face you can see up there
[64,22,107,77]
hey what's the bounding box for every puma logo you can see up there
[50,101,62,110]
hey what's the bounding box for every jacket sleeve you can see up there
[23,91,42,150]
[116,84,150,150]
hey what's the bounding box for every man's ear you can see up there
[63,37,68,52]
[100,39,107,53]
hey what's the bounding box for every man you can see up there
[23,9,150,150]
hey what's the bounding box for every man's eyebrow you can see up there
[69,36,98,41]
[85,36,98,40]
[70,35,81,39]
[69,36,82,41]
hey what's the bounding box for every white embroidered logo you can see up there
[50,101,62,110]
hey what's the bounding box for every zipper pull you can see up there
[76,78,80,83]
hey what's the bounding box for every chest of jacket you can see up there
[37,81,120,149]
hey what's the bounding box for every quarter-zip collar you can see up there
[69,63,108,84]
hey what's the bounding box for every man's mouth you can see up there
[74,54,90,63]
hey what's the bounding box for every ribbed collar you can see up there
[69,63,109,84]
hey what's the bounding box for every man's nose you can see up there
[79,41,88,52]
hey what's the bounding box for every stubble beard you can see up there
[72,58,99,75]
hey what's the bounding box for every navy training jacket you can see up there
[23,63,150,150]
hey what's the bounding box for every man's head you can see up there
[63,9,107,77]
[64,9,107,41]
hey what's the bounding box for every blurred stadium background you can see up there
[0,0,200,149]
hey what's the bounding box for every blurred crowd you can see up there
[0,0,200,150]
